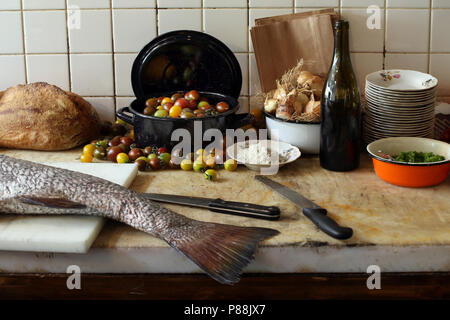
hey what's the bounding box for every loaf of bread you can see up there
[0,82,101,151]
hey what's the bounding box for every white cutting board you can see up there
[0,162,138,254]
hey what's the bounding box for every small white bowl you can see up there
[226,140,301,172]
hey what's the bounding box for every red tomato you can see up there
[157,147,169,155]
[185,90,200,101]
[120,136,133,146]
[162,102,173,112]
[216,101,230,113]
[174,98,190,109]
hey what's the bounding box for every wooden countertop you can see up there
[2,148,449,249]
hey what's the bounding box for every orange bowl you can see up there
[367,137,450,187]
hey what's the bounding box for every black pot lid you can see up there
[131,30,242,100]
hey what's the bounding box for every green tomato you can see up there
[204,169,217,181]
[158,152,171,167]
[193,160,206,173]
[180,159,193,171]
[148,153,157,161]
[96,140,108,149]
[93,146,106,160]
[154,109,169,117]
[224,159,238,171]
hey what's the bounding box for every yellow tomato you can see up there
[180,159,193,171]
[116,153,130,163]
[83,144,95,156]
[204,169,217,181]
[80,153,93,163]
[169,105,182,118]
[224,159,238,171]
[205,154,216,168]
[161,97,172,105]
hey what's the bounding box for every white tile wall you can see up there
[1,2,450,121]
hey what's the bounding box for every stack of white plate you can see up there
[364,69,438,144]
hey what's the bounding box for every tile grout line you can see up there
[109,0,118,115]
[19,0,28,84]
[427,0,432,74]
[383,0,387,70]
[65,0,72,91]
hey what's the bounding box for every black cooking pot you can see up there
[116,92,253,149]
[116,30,252,149]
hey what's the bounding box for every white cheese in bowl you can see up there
[235,141,284,164]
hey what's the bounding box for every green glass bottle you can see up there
[320,20,361,172]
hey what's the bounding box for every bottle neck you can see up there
[332,24,351,67]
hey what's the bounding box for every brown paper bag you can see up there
[250,10,337,93]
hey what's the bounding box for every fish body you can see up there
[0,155,279,284]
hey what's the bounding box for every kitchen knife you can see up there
[141,193,280,221]
[255,175,353,239]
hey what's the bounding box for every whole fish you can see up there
[0,155,279,284]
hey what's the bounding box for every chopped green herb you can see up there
[393,151,445,163]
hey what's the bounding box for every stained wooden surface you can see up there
[0,273,449,300]
[1,148,449,248]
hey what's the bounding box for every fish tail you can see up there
[166,222,279,285]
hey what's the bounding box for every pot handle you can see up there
[230,113,255,129]
[116,107,134,125]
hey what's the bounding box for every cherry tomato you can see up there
[143,147,153,156]
[171,93,184,102]
[162,102,173,112]
[197,101,211,111]
[83,144,95,156]
[145,98,158,108]
[169,105,182,118]
[108,136,121,147]
[185,90,200,101]
[205,154,216,168]
[158,147,169,155]
[214,150,225,165]
[161,97,172,105]
[149,158,161,170]
[174,98,190,109]
[158,152,171,167]
[224,159,238,171]
[180,159,193,171]
[168,159,180,169]
[135,156,149,163]
[193,160,206,173]
[93,147,106,159]
[204,169,217,181]
[107,146,123,162]
[128,148,144,161]
[120,136,133,146]
[80,153,93,163]
[188,99,198,109]
[148,153,157,161]
[180,112,194,118]
[135,159,147,171]
[154,109,169,117]
[216,101,230,113]
[157,97,164,104]
[116,153,130,163]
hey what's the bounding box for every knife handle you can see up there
[208,199,280,221]
[302,208,353,240]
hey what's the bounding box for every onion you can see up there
[304,99,321,114]
[276,104,294,120]
[297,71,314,87]
[264,98,278,114]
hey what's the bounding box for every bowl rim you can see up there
[226,139,301,166]
[366,137,450,167]
[263,109,321,125]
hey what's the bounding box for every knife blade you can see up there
[255,175,353,239]
[141,193,280,221]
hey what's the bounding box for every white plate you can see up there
[365,91,436,106]
[366,70,438,91]
[226,140,301,172]
[366,83,437,97]
[365,101,435,112]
